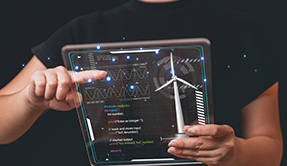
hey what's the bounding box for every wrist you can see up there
[231,137,245,166]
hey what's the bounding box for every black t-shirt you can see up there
[28,0,279,165]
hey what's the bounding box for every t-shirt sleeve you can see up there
[239,18,280,108]
[31,12,104,68]
[31,20,78,68]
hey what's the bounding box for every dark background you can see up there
[0,0,286,165]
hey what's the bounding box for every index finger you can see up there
[68,70,107,84]
[184,125,234,138]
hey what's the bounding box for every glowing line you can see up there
[84,85,150,100]
[110,49,160,54]
[100,68,148,82]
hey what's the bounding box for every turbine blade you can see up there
[155,79,174,92]
[176,77,198,90]
[170,52,175,77]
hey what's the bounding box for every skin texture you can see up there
[0,56,106,144]
[167,82,283,166]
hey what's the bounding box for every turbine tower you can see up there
[155,52,197,138]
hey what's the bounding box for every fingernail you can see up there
[167,147,175,154]
[168,140,177,147]
[188,127,197,134]
[100,71,107,75]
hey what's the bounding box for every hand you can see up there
[168,124,237,166]
[26,66,106,111]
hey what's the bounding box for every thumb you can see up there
[66,91,83,108]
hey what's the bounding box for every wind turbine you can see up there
[155,52,198,138]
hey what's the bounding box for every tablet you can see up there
[62,38,214,166]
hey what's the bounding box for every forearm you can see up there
[0,88,46,144]
[234,136,283,166]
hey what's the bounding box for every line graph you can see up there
[84,84,150,101]
[100,67,148,82]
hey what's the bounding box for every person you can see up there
[0,0,283,165]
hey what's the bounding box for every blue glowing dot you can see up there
[201,57,205,60]
[157,63,160,66]
[22,64,25,67]
[182,90,185,94]
[47,57,51,60]
[186,58,190,61]
[75,66,79,70]
[136,58,139,61]
[123,37,126,40]
[254,69,258,72]
[227,65,231,69]
[155,50,159,54]
[243,54,247,58]
[177,61,179,64]
[130,85,135,89]
[112,58,116,62]
[146,71,150,74]
[106,76,111,81]
[203,79,207,82]
[126,55,130,59]
[144,99,147,102]
[88,79,92,83]
[96,45,101,50]
[140,47,143,50]
[103,89,106,91]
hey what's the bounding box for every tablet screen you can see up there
[63,39,213,165]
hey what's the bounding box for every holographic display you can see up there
[62,38,213,166]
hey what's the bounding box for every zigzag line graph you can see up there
[84,84,150,100]
[99,68,148,82]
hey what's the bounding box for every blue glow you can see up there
[155,50,159,54]
[112,58,116,62]
[130,85,135,90]
[126,55,130,59]
[47,57,51,60]
[75,66,79,70]
[140,47,143,50]
[147,71,150,74]
[96,45,101,50]
[254,69,258,72]
[201,57,205,61]
[204,79,207,82]
[144,99,147,102]
[22,64,25,67]
[243,54,247,58]
[177,61,179,64]
[157,63,160,66]
[103,89,106,91]
[186,58,190,61]
[88,79,92,83]
[106,76,111,81]
[136,58,139,61]
[227,65,231,69]
[123,37,126,40]
[182,90,185,94]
